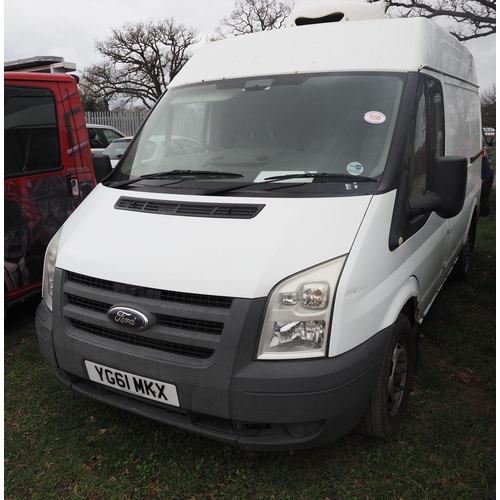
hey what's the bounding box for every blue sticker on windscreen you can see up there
[347,162,364,176]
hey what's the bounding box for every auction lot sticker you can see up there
[364,111,386,124]
[85,360,180,407]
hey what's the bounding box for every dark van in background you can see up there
[4,56,96,309]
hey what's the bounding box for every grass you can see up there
[5,192,495,500]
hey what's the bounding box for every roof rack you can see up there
[4,56,77,73]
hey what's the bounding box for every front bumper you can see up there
[35,271,390,451]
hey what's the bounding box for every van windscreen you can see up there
[115,73,404,196]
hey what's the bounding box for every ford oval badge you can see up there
[107,306,150,331]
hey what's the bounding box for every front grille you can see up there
[156,315,223,335]
[70,319,214,359]
[68,272,233,309]
[63,272,232,359]
[68,295,108,313]
[115,197,265,219]
[68,295,224,335]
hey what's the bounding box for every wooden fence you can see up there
[84,111,149,136]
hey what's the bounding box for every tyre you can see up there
[357,314,414,438]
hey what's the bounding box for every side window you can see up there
[409,80,427,197]
[408,77,445,198]
[4,87,61,177]
[88,128,105,149]
[427,80,445,159]
[102,128,123,145]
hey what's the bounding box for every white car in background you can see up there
[87,124,125,154]
[102,137,133,167]
[102,135,200,168]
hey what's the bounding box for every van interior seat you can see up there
[4,129,24,175]
[233,111,283,148]
[5,127,59,175]
[312,114,387,176]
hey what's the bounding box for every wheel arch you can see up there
[382,276,420,328]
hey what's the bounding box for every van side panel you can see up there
[442,79,481,277]
[445,82,481,159]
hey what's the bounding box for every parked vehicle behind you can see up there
[102,137,133,168]
[481,133,494,215]
[4,56,96,310]
[87,124,125,155]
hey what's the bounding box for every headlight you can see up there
[257,256,347,360]
[42,228,62,312]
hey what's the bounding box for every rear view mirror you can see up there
[408,156,467,219]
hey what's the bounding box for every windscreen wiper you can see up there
[265,172,377,182]
[205,172,377,196]
[104,170,244,189]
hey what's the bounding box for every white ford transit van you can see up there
[36,2,482,451]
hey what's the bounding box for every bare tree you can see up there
[214,0,295,39]
[80,19,199,110]
[79,85,111,113]
[369,0,495,41]
[480,83,496,128]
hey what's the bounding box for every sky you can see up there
[3,0,497,90]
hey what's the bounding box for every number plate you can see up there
[85,361,180,407]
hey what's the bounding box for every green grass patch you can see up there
[5,194,495,500]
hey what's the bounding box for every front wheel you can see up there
[357,314,414,438]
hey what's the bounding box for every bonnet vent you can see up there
[115,197,265,219]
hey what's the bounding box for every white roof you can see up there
[171,16,476,88]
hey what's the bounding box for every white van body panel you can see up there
[435,72,482,279]
[330,183,479,356]
[56,184,372,299]
[329,190,442,356]
[330,190,406,355]
[173,17,476,89]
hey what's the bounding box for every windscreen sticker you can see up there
[364,111,386,124]
[347,162,364,176]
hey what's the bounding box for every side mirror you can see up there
[408,156,467,219]
[92,153,113,184]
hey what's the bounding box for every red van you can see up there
[4,57,96,309]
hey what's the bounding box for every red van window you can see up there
[5,87,61,177]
